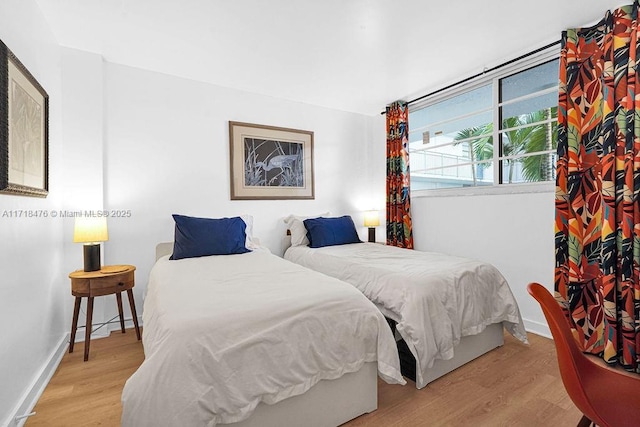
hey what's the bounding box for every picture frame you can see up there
[229,121,314,200]
[0,40,49,198]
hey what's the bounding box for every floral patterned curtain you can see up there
[386,101,414,249]
[555,1,640,372]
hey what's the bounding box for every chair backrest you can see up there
[527,283,606,426]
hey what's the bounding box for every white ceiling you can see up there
[35,0,623,115]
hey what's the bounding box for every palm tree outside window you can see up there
[408,52,559,191]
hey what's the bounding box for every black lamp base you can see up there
[83,244,101,272]
[368,227,376,243]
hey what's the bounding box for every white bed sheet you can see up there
[121,249,404,426]
[284,243,528,389]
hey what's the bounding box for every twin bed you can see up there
[121,213,527,425]
[285,242,528,388]
[121,215,405,427]
[282,214,527,389]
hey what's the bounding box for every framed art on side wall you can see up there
[229,121,314,200]
[0,40,49,197]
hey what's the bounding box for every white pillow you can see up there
[283,212,330,247]
[240,214,258,249]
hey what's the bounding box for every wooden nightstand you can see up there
[69,265,141,361]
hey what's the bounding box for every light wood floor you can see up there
[27,330,581,426]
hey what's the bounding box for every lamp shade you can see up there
[363,210,380,227]
[73,217,109,243]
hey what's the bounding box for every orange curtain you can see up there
[555,2,640,372]
[386,101,414,249]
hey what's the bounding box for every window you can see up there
[408,50,559,191]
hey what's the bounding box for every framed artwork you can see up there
[0,40,49,197]
[229,121,314,200]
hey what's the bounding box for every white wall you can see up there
[411,191,554,336]
[97,61,382,324]
[99,58,554,339]
[59,48,111,338]
[0,1,65,425]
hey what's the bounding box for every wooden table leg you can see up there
[69,297,81,353]
[116,292,126,333]
[126,289,141,340]
[84,297,94,361]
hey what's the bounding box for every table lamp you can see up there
[364,210,380,243]
[73,217,109,272]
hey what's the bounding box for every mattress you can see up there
[284,243,528,388]
[121,249,405,426]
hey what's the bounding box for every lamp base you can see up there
[83,244,101,272]
[368,227,376,243]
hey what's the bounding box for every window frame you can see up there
[408,44,560,197]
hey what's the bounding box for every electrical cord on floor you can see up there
[69,309,139,345]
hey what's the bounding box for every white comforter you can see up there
[121,250,404,426]
[285,243,528,389]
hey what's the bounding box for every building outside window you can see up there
[408,49,559,192]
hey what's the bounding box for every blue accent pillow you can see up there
[303,216,362,248]
[170,214,250,260]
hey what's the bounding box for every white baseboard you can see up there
[523,318,551,339]
[7,333,69,427]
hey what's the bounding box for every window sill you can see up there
[411,181,554,198]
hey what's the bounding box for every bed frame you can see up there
[414,323,503,385]
[154,243,378,427]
